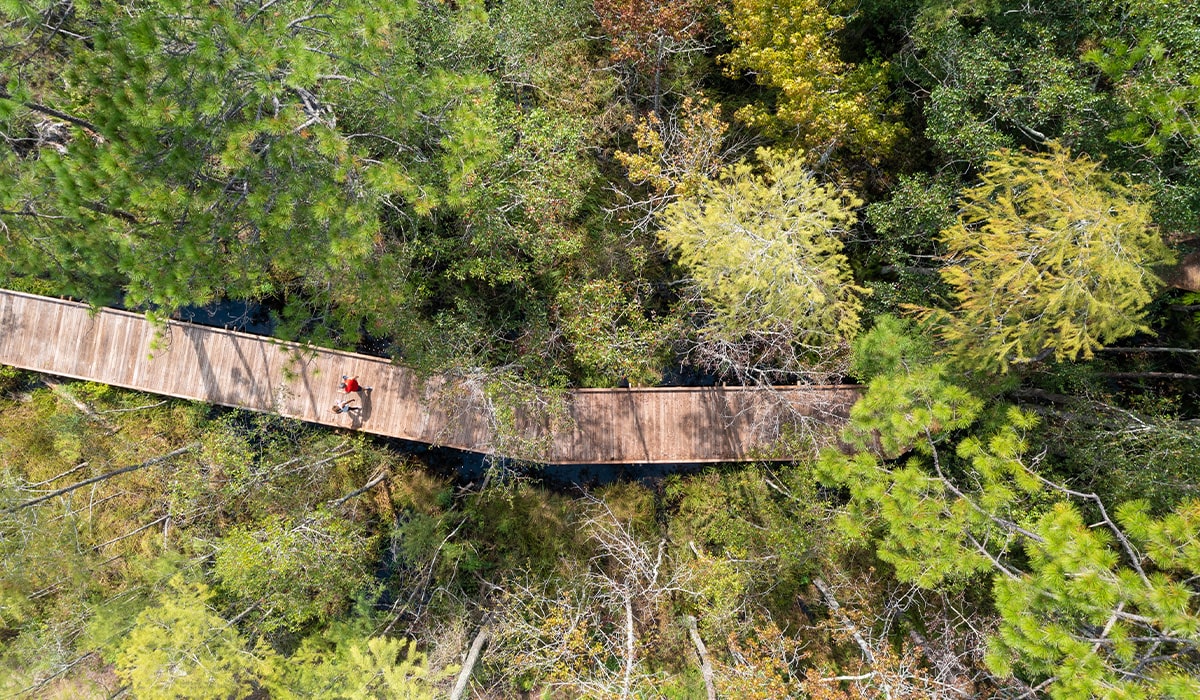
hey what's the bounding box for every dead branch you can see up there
[449,622,490,700]
[28,461,89,487]
[42,378,118,433]
[97,400,169,414]
[1097,346,1200,355]
[813,577,876,666]
[329,469,388,506]
[684,615,717,700]
[4,442,200,512]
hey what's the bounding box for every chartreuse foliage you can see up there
[108,574,448,699]
[113,576,265,700]
[847,314,935,383]
[667,464,824,634]
[658,148,868,350]
[720,0,902,157]
[935,143,1173,372]
[821,318,994,587]
[817,372,994,587]
[839,316,979,459]
[213,511,377,632]
[822,319,1200,697]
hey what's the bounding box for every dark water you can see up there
[659,364,719,387]
[374,435,711,489]
[173,300,276,335]
[163,300,728,484]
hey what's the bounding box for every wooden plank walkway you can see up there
[0,290,860,464]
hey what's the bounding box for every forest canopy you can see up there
[3,0,1200,696]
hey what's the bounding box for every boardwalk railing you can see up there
[0,290,860,464]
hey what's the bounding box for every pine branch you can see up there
[0,88,99,133]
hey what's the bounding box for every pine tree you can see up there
[264,619,453,700]
[935,143,1174,372]
[987,501,1200,698]
[821,320,1200,696]
[0,0,498,339]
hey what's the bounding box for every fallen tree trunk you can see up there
[449,623,490,700]
[5,442,200,513]
[684,615,717,700]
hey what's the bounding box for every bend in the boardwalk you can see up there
[0,290,860,464]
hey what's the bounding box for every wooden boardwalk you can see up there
[0,290,859,464]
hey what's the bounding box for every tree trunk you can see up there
[43,378,118,433]
[1102,372,1200,380]
[449,624,489,700]
[621,595,635,700]
[684,615,717,700]
[1098,347,1200,354]
[5,442,200,512]
[813,577,899,699]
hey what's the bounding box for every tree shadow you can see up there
[184,326,222,403]
[358,387,372,421]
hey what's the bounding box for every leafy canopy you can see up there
[214,512,377,632]
[1085,0,1200,164]
[658,147,868,352]
[721,0,902,157]
[935,143,1173,371]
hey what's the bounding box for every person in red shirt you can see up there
[341,375,371,393]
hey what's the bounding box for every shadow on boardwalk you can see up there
[0,289,860,464]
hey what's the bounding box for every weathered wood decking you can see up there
[0,290,859,464]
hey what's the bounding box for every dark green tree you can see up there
[903,3,1109,165]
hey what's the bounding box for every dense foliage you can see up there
[3,0,1200,696]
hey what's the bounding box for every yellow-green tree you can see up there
[936,143,1174,372]
[720,0,902,158]
[214,511,377,633]
[114,577,265,699]
[658,147,867,371]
